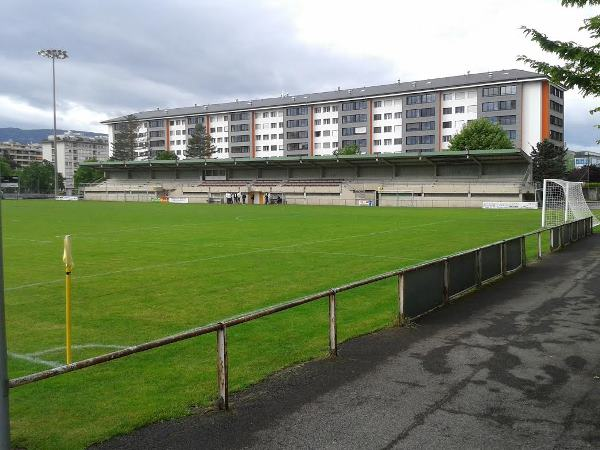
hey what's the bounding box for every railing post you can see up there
[397,273,405,325]
[558,225,563,249]
[501,241,507,276]
[521,236,526,268]
[537,231,542,259]
[328,290,337,357]
[475,249,482,288]
[216,324,228,410]
[443,258,449,302]
[591,217,594,235]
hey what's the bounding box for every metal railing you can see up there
[8,217,595,411]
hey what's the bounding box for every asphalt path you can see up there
[94,234,600,449]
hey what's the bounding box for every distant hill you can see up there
[0,128,107,144]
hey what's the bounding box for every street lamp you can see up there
[37,49,68,197]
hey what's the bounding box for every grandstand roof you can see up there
[84,149,530,170]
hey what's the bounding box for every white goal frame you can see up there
[541,179,599,227]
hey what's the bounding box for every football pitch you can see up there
[3,200,543,449]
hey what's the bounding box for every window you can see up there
[341,139,367,147]
[488,115,517,125]
[175,130,181,136]
[230,135,250,143]
[384,113,392,120]
[550,86,564,99]
[550,101,564,113]
[394,138,402,145]
[374,100,383,107]
[255,124,261,130]
[230,124,249,132]
[286,106,308,116]
[279,122,284,128]
[286,119,309,128]
[454,92,465,100]
[455,106,465,114]
[394,112,402,119]
[176,120,181,125]
[271,145,277,151]
[262,112,269,118]
[442,107,452,115]
[230,112,249,121]
[341,101,367,111]
[373,139,381,146]
[383,139,392,145]
[263,134,269,140]
[323,142,331,149]
[210,128,216,133]
[279,134,283,139]
[506,130,517,140]
[550,130,563,141]
[149,119,164,127]
[482,100,517,112]
[315,131,321,137]
[217,127,223,132]
[406,107,435,118]
[443,93,453,101]
[323,118,331,125]
[332,118,339,124]
[482,85,517,97]
[405,135,435,145]
[443,121,452,129]
[323,130,331,137]
[287,142,309,151]
[323,106,330,113]
[384,100,392,107]
[406,121,435,131]
[342,114,368,124]
[230,146,250,153]
[394,125,402,133]
[269,123,276,129]
[169,120,174,126]
[467,91,477,99]
[176,140,181,145]
[384,126,392,132]
[314,107,322,113]
[342,127,366,136]
[550,115,564,127]
[332,142,338,148]
[315,143,321,149]
[314,119,321,126]
[188,128,195,135]
[406,93,435,104]
[170,140,175,145]
[442,135,451,142]
[373,114,382,120]
[271,112,276,117]
[149,130,165,137]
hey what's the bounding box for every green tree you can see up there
[20,160,65,193]
[531,140,567,183]
[154,150,178,160]
[333,143,361,156]
[186,123,215,158]
[448,118,514,151]
[73,161,104,188]
[519,0,600,141]
[0,158,13,178]
[111,114,143,161]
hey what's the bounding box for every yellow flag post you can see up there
[63,235,74,364]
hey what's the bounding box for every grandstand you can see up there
[81,149,534,207]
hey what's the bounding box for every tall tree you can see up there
[531,140,567,183]
[73,161,104,188]
[333,143,361,156]
[111,114,142,161]
[519,0,600,142]
[186,123,215,158]
[20,160,65,193]
[448,118,514,151]
[154,150,178,160]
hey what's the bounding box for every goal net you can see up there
[542,179,599,227]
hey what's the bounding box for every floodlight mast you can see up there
[37,49,68,197]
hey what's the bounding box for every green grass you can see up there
[3,201,545,449]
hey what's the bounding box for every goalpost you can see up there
[541,179,599,227]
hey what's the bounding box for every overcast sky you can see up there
[1,0,598,150]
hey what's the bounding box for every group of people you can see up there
[225,192,247,204]
[224,192,284,205]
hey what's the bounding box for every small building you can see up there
[42,132,109,193]
[573,151,600,169]
[0,141,43,167]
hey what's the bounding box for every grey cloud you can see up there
[0,0,390,125]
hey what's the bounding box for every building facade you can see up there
[41,132,109,192]
[573,151,600,169]
[0,142,43,167]
[103,69,565,160]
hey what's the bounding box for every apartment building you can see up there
[0,142,43,167]
[102,69,565,160]
[41,131,109,192]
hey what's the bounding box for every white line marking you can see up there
[9,344,130,369]
[6,220,451,291]
[4,237,52,244]
[8,352,61,368]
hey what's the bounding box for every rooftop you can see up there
[102,69,548,124]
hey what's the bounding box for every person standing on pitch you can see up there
[265,193,269,205]
[242,193,246,204]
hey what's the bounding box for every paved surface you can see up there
[94,235,600,450]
